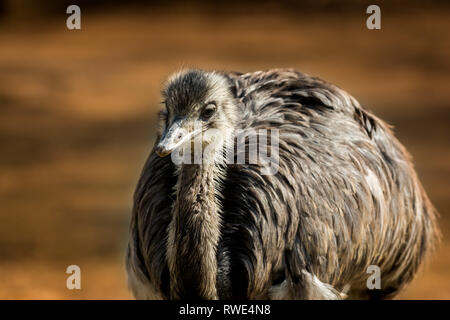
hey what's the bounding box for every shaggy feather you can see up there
[126,68,439,300]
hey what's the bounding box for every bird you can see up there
[126,68,439,300]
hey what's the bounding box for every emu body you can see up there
[126,69,438,299]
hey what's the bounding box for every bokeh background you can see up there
[0,0,449,299]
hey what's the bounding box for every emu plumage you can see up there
[126,69,438,299]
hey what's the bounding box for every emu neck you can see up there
[168,161,222,299]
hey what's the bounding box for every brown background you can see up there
[0,0,449,299]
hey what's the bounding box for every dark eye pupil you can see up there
[202,106,215,119]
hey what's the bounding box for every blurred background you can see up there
[0,0,449,299]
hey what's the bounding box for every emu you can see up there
[126,68,439,300]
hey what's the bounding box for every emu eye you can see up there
[201,103,216,120]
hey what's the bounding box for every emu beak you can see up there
[155,118,198,157]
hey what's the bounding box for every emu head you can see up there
[155,70,238,159]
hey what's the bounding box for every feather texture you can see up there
[126,68,439,300]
